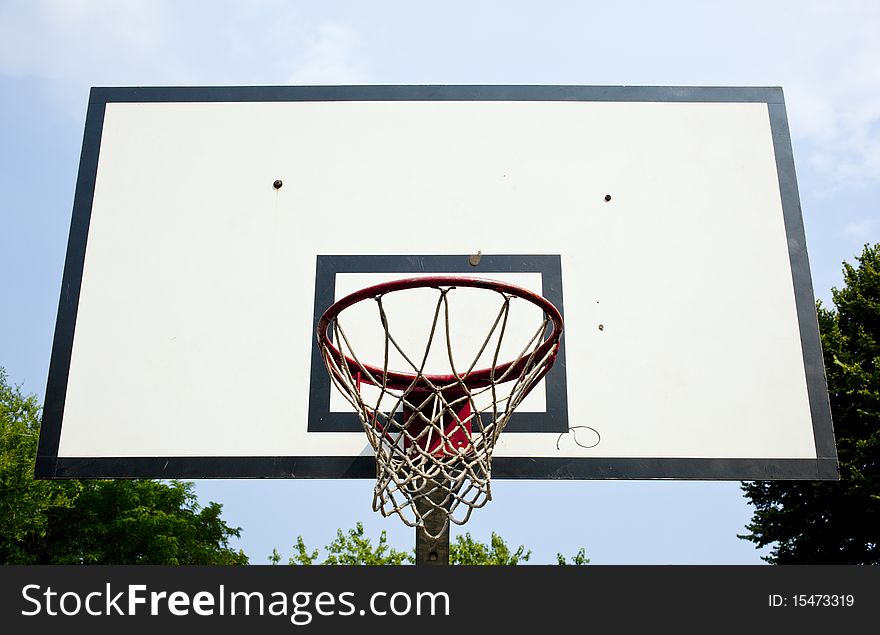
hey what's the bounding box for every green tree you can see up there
[556,548,590,565]
[450,531,530,565]
[0,368,247,564]
[283,527,531,565]
[288,537,319,564]
[740,243,880,564]
[287,522,412,565]
[0,369,78,563]
[280,525,590,565]
[38,480,248,564]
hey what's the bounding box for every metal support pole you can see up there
[414,480,450,565]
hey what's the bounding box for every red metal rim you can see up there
[316,276,564,392]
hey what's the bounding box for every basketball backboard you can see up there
[36,85,837,481]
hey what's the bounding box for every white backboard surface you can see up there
[37,86,837,480]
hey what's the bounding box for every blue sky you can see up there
[1,0,878,564]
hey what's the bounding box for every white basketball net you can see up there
[319,283,561,538]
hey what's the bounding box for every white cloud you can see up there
[0,0,181,113]
[0,0,365,117]
[777,2,880,187]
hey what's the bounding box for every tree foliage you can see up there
[0,369,247,564]
[280,525,589,565]
[39,480,248,564]
[0,368,78,562]
[740,243,880,564]
[285,522,412,565]
[450,531,531,565]
[556,548,590,565]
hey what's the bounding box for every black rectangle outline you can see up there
[766,103,838,464]
[36,98,107,476]
[89,84,785,104]
[35,85,837,480]
[36,456,838,480]
[308,255,568,434]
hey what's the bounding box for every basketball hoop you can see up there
[316,276,563,537]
